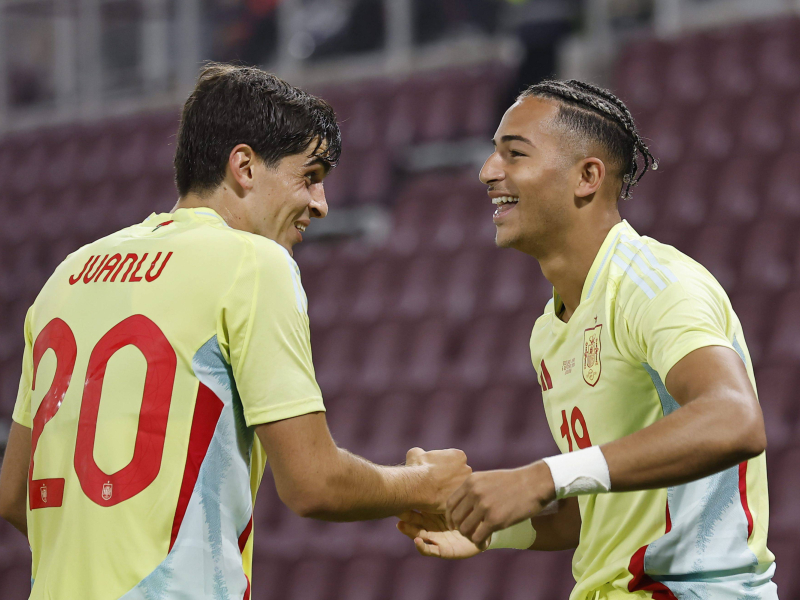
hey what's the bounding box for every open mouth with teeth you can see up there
[492,196,519,218]
[295,223,306,232]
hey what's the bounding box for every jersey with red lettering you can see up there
[530,220,775,600]
[12,207,324,599]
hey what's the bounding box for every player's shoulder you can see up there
[532,296,556,332]
[610,228,727,314]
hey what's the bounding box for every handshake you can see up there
[403,447,556,559]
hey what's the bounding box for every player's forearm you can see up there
[602,393,765,492]
[293,448,430,521]
[0,423,30,537]
[530,497,581,551]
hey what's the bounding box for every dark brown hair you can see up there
[174,63,342,197]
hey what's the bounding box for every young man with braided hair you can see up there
[397,80,777,599]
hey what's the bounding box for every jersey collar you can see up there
[551,220,639,314]
[581,219,638,303]
[143,207,231,228]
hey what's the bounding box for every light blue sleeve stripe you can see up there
[281,249,307,313]
[620,234,678,283]
[611,255,656,299]
[615,244,668,291]
[586,232,622,299]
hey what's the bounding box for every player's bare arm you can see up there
[448,345,766,545]
[256,412,471,520]
[0,421,31,535]
[396,497,580,559]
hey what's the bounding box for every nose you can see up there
[479,151,504,185]
[309,183,328,219]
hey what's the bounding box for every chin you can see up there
[494,229,518,249]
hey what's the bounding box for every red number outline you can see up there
[74,315,176,506]
[29,318,76,509]
[29,315,176,509]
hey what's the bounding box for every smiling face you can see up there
[480,97,586,256]
[242,141,330,254]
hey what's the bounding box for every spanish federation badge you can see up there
[583,324,602,387]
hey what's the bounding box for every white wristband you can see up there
[542,446,611,499]
[487,519,537,550]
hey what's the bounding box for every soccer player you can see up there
[0,64,471,599]
[397,80,777,599]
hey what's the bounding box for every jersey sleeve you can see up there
[221,238,324,427]
[616,275,736,384]
[12,306,34,428]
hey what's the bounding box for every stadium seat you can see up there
[284,557,337,600]
[416,389,463,451]
[503,549,575,600]
[755,366,798,453]
[690,101,736,160]
[390,554,449,600]
[316,327,359,397]
[739,221,792,292]
[768,535,798,600]
[765,289,800,363]
[710,29,756,99]
[446,551,506,600]
[358,321,404,394]
[499,313,545,387]
[448,316,501,390]
[326,393,369,452]
[361,393,421,465]
[348,257,398,325]
[688,224,742,292]
[665,36,709,106]
[647,107,687,165]
[709,156,763,224]
[443,250,485,322]
[658,160,712,229]
[769,447,800,534]
[731,293,771,365]
[248,556,289,600]
[307,262,354,330]
[336,556,393,600]
[405,317,450,392]
[764,152,800,218]
[507,387,561,464]
[395,255,442,320]
[615,39,668,112]
[755,19,800,91]
[737,92,787,155]
[460,387,517,468]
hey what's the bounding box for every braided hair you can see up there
[519,79,658,200]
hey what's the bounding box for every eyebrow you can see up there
[492,134,535,147]
[304,156,332,176]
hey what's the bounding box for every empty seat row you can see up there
[616,18,800,110]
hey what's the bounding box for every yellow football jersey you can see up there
[530,220,776,600]
[12,207,324,599]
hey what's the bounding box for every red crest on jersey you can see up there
[583,324,602,386]
[40,483,48,504]
[102,482,113,501]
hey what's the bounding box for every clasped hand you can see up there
[398,460,556,558]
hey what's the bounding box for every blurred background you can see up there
[1,0,800,597]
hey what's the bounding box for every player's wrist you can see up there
[521,461,558,507]
[541,446,611,499]
[399,464,437,512]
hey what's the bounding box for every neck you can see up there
[537,209,621,322]
[171,187,249,232]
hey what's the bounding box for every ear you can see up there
[227,144,257,194]
[574,157,605,199]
